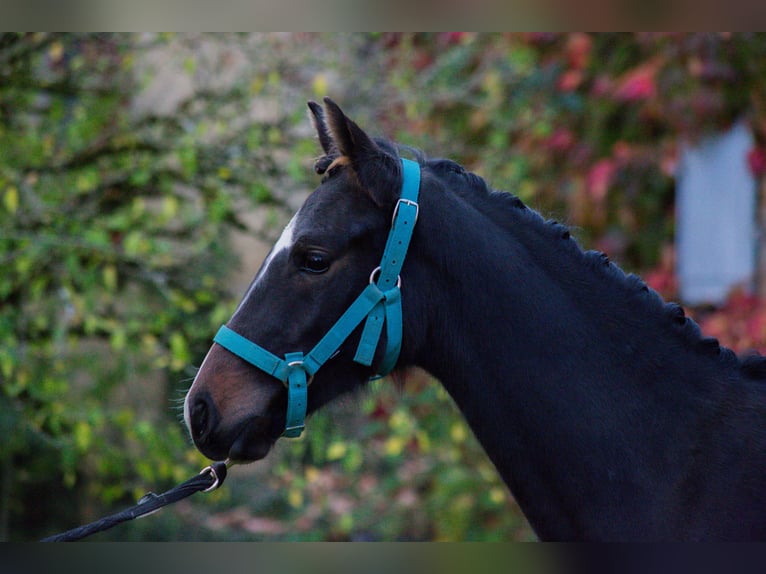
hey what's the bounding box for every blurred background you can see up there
[3,32,766,541]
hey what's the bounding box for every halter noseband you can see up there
[212,158,421,438]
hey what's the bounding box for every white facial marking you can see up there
[234,211,298,315]
[184,212,301,437]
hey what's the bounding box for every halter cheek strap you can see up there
[213,158,421,438]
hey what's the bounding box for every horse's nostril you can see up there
[191,394,217,442]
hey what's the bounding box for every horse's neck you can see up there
[408,189,734,539]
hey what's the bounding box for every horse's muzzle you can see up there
[186,390,279,462]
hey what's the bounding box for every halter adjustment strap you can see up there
[283,352,308,438]
[354,158,420,374]
[212,158,421,438]
[213,325,290,381]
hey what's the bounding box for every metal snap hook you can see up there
[200,460,229,492]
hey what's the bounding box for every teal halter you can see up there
[213,158,421,438]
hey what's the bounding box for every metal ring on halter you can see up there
[284,360,314,387]
[369,266,402,288]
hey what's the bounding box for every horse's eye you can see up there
[299,251,330,274]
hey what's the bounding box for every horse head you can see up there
[184,98,422,462]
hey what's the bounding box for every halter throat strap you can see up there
[213,158,421,438]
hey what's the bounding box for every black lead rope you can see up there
[40,461,229,542]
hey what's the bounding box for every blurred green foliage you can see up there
[4,33,766,541]
[0,33,290,539]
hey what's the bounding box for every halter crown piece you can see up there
[213,158,421,437]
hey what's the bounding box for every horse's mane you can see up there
[312,139,766,381]
[418,152,766,382]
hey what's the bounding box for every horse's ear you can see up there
[322,97,379,162]
[321,97,400,206]
[308,100,333,155]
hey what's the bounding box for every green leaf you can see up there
[3,185,18,213]
[102,264,118,291]
[169,332,191,371]
[74,420,92,451]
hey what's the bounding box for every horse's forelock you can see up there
[314,155,335,175]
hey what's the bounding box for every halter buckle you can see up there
[392,198,419,227]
